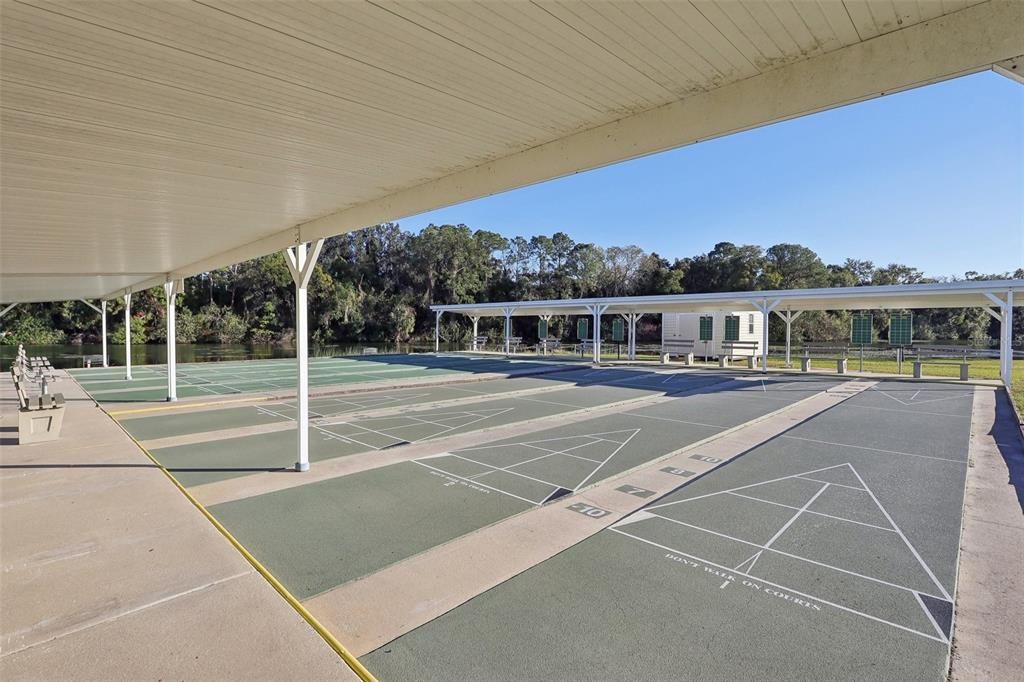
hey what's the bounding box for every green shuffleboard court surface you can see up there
[201,373,818,601]
[363,380,973,681]
[68,354,567,403]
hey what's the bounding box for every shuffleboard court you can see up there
[361,380,972,681]
[204,375,824,601]
[147,378,702,487]
[116,372,598,442]
[68,354,569,402]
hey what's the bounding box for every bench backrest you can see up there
[13,377,30,411]
[663,339,696,350]
[722,341,759,349]
[801,344,849,356]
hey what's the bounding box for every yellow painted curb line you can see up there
[107,412,378,682]
[109,396,270,417]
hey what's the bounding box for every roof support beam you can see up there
[93,0,1022,301]
[993,56,1024,85]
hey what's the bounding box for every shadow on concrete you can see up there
[991,390,1024,512]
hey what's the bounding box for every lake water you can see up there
[1,342,449,369]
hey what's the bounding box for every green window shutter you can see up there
[577,318,589,340]
[699,316,713,341]
[724,315,740,341]
[538,319,548,339]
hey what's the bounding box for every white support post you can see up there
[101,300,108,367]
[471,316,480,351]
[434,310,442,353]
[589,304,608,364]
[0,303,17,319]
[757,299,781,373]
[984,291,1015,387]
[1002,291,1013,387]
[621,314,632,361]
[539,314,552,354]
[774,309,803,368]
[1008,291,1015,388]
[163,281,180,402]
[622,313,640,361]
[502,307,515,355]
[123,292,133,380]
[80,299,109,368]
[285,238,325,472]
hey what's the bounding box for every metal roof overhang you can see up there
[1,1,1021,304]
[429,280,1024,318]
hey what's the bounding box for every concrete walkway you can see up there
[0,371,357,680]
[951,387,1024,680]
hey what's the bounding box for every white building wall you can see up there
[662,311,762,357]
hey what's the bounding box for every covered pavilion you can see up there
[431,279,1023,385]
[2,0,1022,476]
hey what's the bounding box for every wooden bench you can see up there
[907,345,979,380]
[13,372,65,443]
[505,336,523,353]
[472,335,488,351]
[661,339,696,366]
[537,338,561,355]
[721,341,759,369]
[799,343,850,374]
[360,347,378,355]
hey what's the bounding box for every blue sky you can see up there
[402,71,1023,279]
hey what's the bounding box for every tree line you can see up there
[2,223,1020,347]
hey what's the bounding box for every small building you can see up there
[662,311,763,359]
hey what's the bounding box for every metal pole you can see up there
[434,310,442,352]
[164,282,177,401]
[101,300,108,367]
[123,292,132,380]
[471,316,479,351]
[784,312,792,368]
[296,274,309,470]
[503,308,513,355]
[0,303,16,319]
[591,307,599,364]
[622,311,630,358]
[285,238,324,473]
[761,301,769,373]
[1003,291,1014,387]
